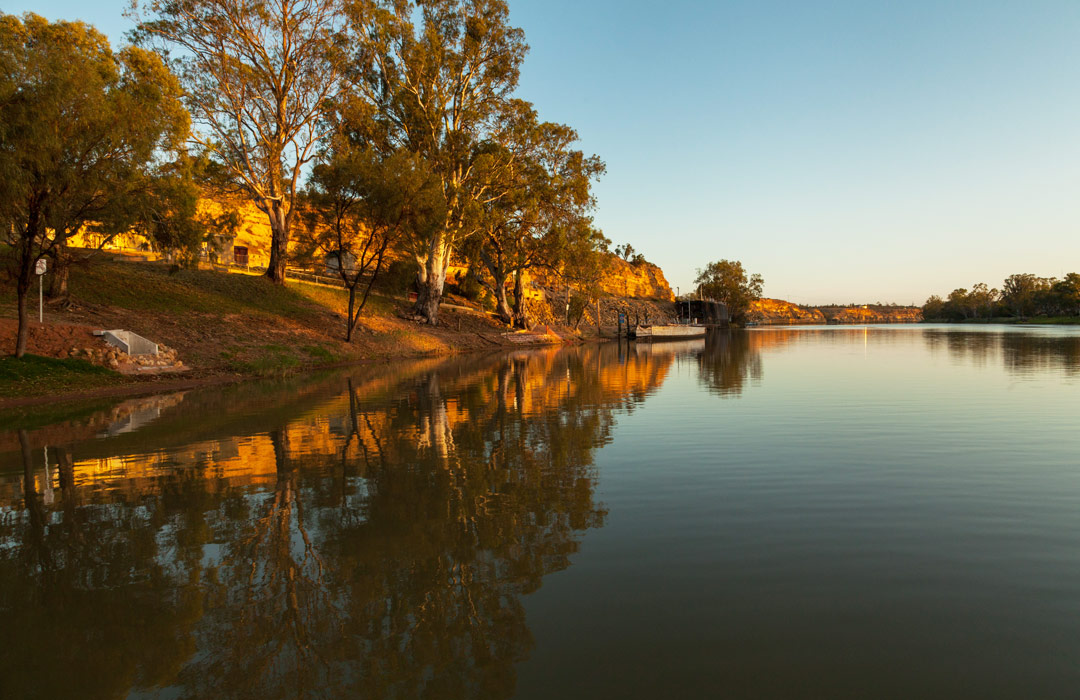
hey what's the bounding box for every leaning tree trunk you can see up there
[480,247,513,325]
[413,235,450,326]
[493,279,513,325]
[345,284,358,342]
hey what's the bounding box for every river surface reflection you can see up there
[2,325,1080,698]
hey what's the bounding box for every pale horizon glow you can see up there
[9,0,1080,305]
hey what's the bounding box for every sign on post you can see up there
[35,258,46,323]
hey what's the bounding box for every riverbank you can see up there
[0,259,595,408]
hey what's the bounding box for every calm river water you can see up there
[2,325,1080,699]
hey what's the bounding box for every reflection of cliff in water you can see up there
[0,343,674,700]
[923,329,1080,376]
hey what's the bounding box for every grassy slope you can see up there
[0,259,509,400]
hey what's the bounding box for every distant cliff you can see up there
[748,299,825,324]
[816,305,922,324]
[749,299,922,325]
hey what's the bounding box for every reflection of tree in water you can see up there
[0,345,671,699]
[301,350,616,699]
[924,329,998,367]
[184,428,341,698]
[1001,333,1080,376]
[695,331,763,396]
[0,434,206,700]
[925,329,1080,376]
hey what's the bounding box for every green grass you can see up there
[231,350,301,377]
[301,344,338,363]
[0,353,122,399]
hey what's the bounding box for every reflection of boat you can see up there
[632,338,706,355]
[631,324,706,340]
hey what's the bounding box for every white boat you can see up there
[631,324,706,340]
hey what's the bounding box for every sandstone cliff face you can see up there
[749,299,825,324]
[598,257,674,301]
[749,299,922,324]
[530,254,674,301]
[816,305,923,324]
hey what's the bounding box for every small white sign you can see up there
[35,259,47,275]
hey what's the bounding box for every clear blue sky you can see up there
[9,0,1080,304]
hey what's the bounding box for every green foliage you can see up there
[694,260,764,324]
[924,272,1080,321]
[568,293,590,329]
[467,100,605,324]
[558,223,611,298]
[1001,274,1052,318]
[1052,273,1080,316]
[301,128,445,338]
[232,350,301,377]
[0,12,193,354]
[450,269,485,303]
[346,0,531,323]
[301,344,338,363]
[922,294,946,320]
[613,244,647,266]
[375,259,418,297]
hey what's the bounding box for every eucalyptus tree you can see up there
[544,218,611,329]
[133,0,346,284]
[301,133,445,341]
[470,101,605,326]
[346,0,529,325]
[1051,273,1080,316]
[0,13,191,357]
[1001,273,1053,319]
[695,259,765,325]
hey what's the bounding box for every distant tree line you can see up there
[2,1,613,355]
[923,273,1080,321]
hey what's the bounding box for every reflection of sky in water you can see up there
[521,326,1080,699]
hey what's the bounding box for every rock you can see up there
[108,358,119,369]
